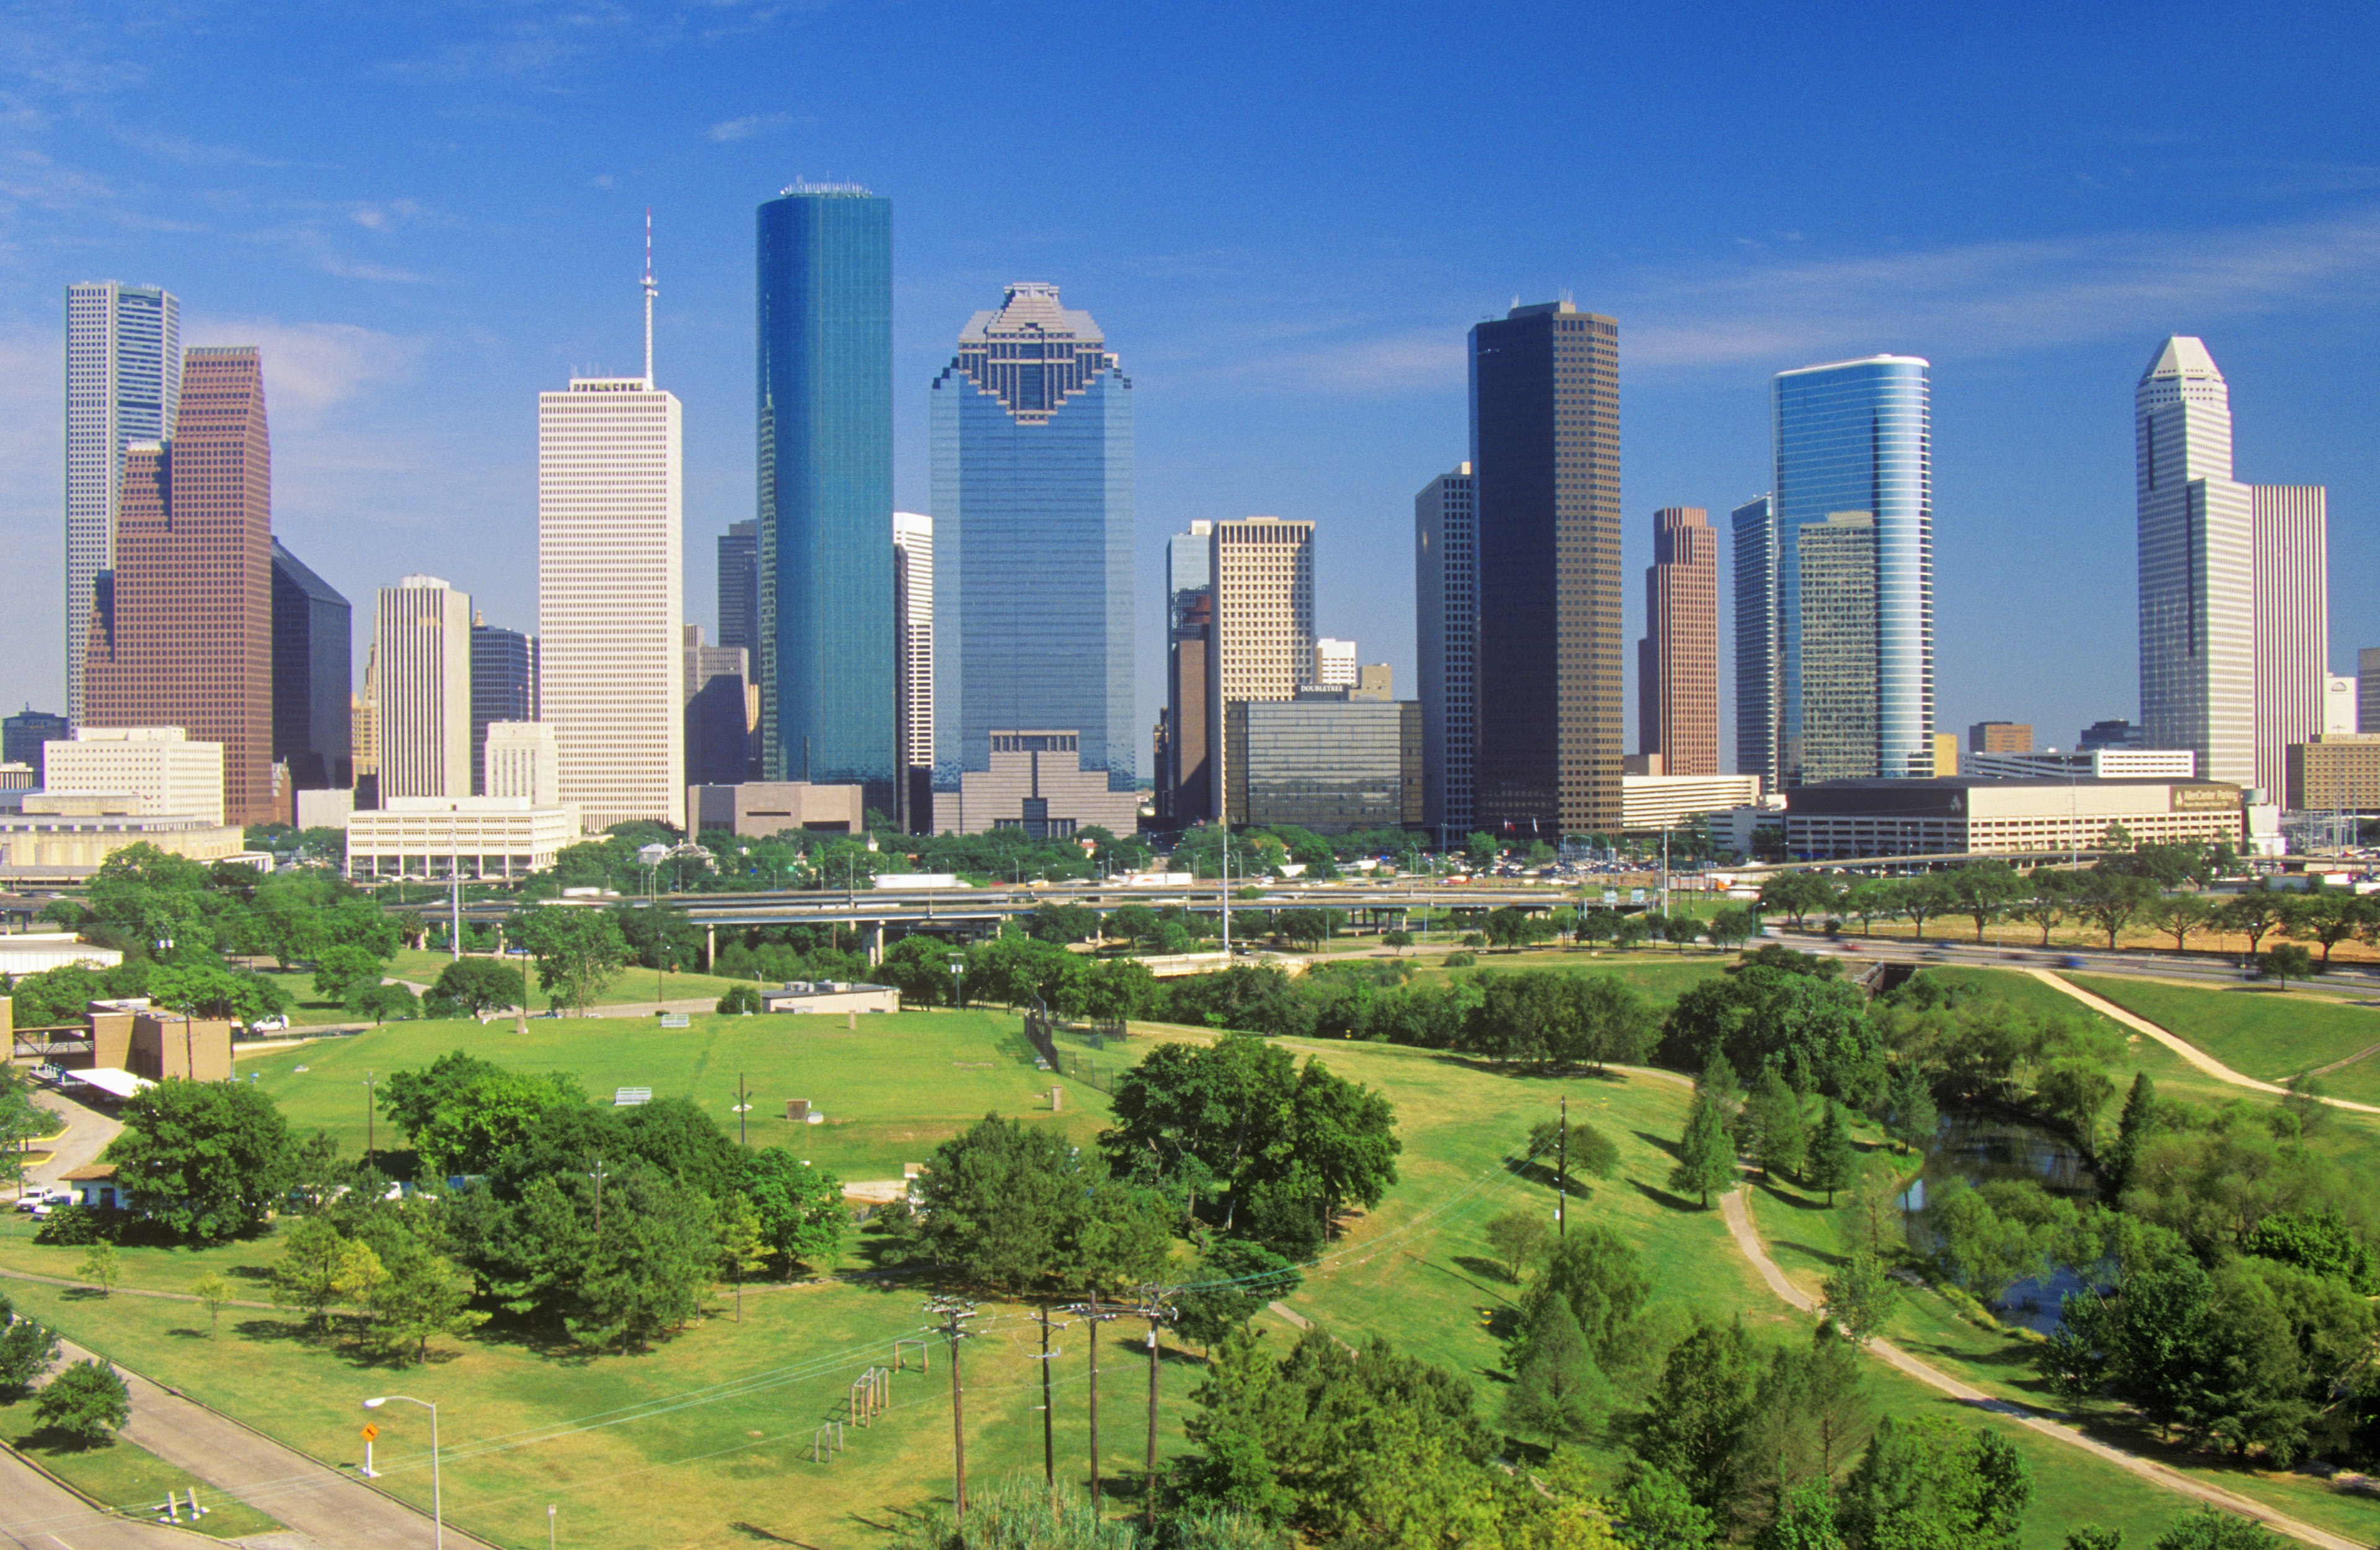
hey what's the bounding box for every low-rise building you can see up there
[0,933,121,976]
[950,731,1140,838]
[1620,768,1763,832]
[0,793,244,873]
[344,795,580,878]
[2286,734,2380,812]
[43,727,226,825]
[1782,777,2244,861]
[757,980,900,1015]
[688,781,863,839]
[1222,694,1422,835]
[1963,747,2197,780]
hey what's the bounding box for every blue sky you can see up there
[2,0,2375,768]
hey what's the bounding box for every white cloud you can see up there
[180,318,424,430]
[707,112,790,143]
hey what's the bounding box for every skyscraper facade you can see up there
[538,359,684,830]
[1470,301,1621,835]
[372,575,472,799]
[270,539,351,791]
[684,625,751,788]
[1168,522,1212,629]
[469,622,536,796]
[1414,465,1477,842]
[1771,356,1933,785]
[1731,495,1779,788]
[930,283,1134,798]
[717,519,759,654]
[2251,483,2327,799]
[1638,506,1719,778]
[1207,517,1315,817]
[1794,513,1879,783]
[3,710,69,783]
[2136,337,2255,787]
[756,185,893,800]
[64,282,180,728]
[892,511,933,830]
[84,346,274,825]
[1163,521,1214,826]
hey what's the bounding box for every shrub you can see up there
[1444,951,1478,967]
[716,984,763,1015]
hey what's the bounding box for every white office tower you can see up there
[63,282,180,727]
[43,727,223,825]
[1416,465,1476,840]
[2252,483,2328,799]
[483,721,563,808]
[537,231,684,831]
[1312,637,1357,688]
[2136,337,2254,787]
[892,511,933,826]
[2325,673,2358,736]
[1206,516,1315,815]
[372,575,474,799]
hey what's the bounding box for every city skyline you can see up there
[3,6,2374,778]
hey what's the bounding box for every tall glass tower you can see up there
[929,283,1134,795]
[756,185,894,801]
[64,281,180,726]
[1771,356,1932,784]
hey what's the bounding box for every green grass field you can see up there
[2069,972,2380,1106]
[0,1406,286,1539]
[2,967,2373,1547]
[240,1006,1108,1183]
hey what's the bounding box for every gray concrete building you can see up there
[1223,691,1422,835]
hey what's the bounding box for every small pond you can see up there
[1900,1107,2102,1333]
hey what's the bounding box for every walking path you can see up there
[2030,970,2380,1114]
[1716,1186,2360,1548]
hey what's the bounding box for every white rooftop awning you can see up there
[66,1067,154,1099]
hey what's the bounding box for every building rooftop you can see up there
[2142,335,2223,382]
[958,282,1102,345]
[1775,354,1930,378]
[1787,775,2236,794]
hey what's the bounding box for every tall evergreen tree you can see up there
[1671,1094,1739,1209]
[1805,1102,1854,1205]
[1501,1297,1608,1443]
[1745,1067,1807,1182]
[2107,1072,2158,1192]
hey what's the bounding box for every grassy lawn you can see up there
[237,1006,1109,1184]
[4,974,2371,1547]
[2069,973,2380,1104]
[0,1407,286,1538]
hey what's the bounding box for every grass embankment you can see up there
[2069,972,2380,1107]
[0,1408,285,1539]
[2,972,2365,1546]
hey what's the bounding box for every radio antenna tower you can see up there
[642,208,658,388]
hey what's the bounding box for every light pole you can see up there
[361,1396,441,1549]
[947,953,966,1011]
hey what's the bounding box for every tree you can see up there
[2143,894,2215,955]
[1528,1112,1621,1189]
[32,1360,129,1445]
[1073,1179,1174,1294]
[1636,1315,1763,1510]
[2215,886,2285,961]
[148,961,288,1024]
[1174,1239,1300,1352]
[1502,1297,1607,1443]
[715,983,762,1015]
[2066,1530,2126,1550]
[2074,870,2156,949]
[415,1070,583,1178]
[1804,1102,1854,1205]
[1948,863,2024,942]
[347,982,420,1024]
[1613,1463,1719,1549]
[739,1149,847,1270]
[512,906,630,1014]
[363,1243,488,1363]
[2105,1072,2158,1194]
[0,1318,60,1398]
[1708,905,1761,951]
[271,1215,351,1330]
[1740,1324,1872,1504]
[1483,1207,1553,1282]
[312,943,386,1003]
[1528,1223,1651,1365]
[909,1116,1084,1290]
[190,1272,234,1339]
[1843,1168,1907,1259]
[426,958,526,1016]
[105,1079,291,1241]
[1743,1067,1807,1182]
[1756,1480,1843,1550]
[2281,892,2368,969]
[1671,1091,1739,1209]
[1836,1414,2032,1550]
[2035,1060,2117,1158]
[1877,1064,1937,1154]
[2259,943,2313,988]
[2149,1506,2282,1550]
[1898,874,1954,942]
[1822,1249,1898,1345]
[76,1241,120,1297]
[2011,875,2069,948]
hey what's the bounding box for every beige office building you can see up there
[688,781,863,839]
[483,721,561,807]
[537,355,684,831]
[2286,734,2380,812]
[372,575,473,799]
[43,727,225,825]
[953,731,1139,837]
[345,796,580,878]
[1620,771,1763,833]
[0,795,242,871]
[1783,776,2243,860]
[1207,516,1314,816]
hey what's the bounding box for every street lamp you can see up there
[361,1396,441,1549]
[947,953,966,1010]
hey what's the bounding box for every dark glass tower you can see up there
[756,185,894,804]
[1469,301,1621,837]
[929,283,1134,797]
[717,519,757,653]
[469,621,536,795]
[270,539,351,790]
[3,708,69,782]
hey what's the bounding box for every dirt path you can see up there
[1716,1186,2360,1548]
[2030,971,2380,1114]
[2308,1042,2380,1079]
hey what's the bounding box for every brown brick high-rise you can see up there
[85,346,274,825]
[1637,506,1719,776]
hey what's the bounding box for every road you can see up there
[11,1090,120,1203]
[0,1446,197,1549]
[1714,1187,2360,1549]
[1783,926,2380,993]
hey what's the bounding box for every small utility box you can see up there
[1049,1085,1064,1112]
[787,1098,811,1123]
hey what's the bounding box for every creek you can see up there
[1898,1107,2101,1332]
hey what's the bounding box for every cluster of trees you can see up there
[268,1207,486,1363]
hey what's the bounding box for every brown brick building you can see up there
[84,347,275,825]
[1638,506,1718,776]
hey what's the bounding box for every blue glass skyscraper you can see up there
[1771,356,1933,783]
[930,283,1134,794]
[756,185,894,799]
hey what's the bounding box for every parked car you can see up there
[249,1015,290,1035]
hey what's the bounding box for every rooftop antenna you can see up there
[642,208,658,389]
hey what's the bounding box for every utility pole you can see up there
[925,1297,977,1518]
[1088,1288,1101,1505]
[1139,1287,1175,1535]
[1557,1094,1568,1238]
[363,1072,375,1169]
[737,1073,749,1149]
[588,1158,607,1236]
[1039,1305,1058,1496]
